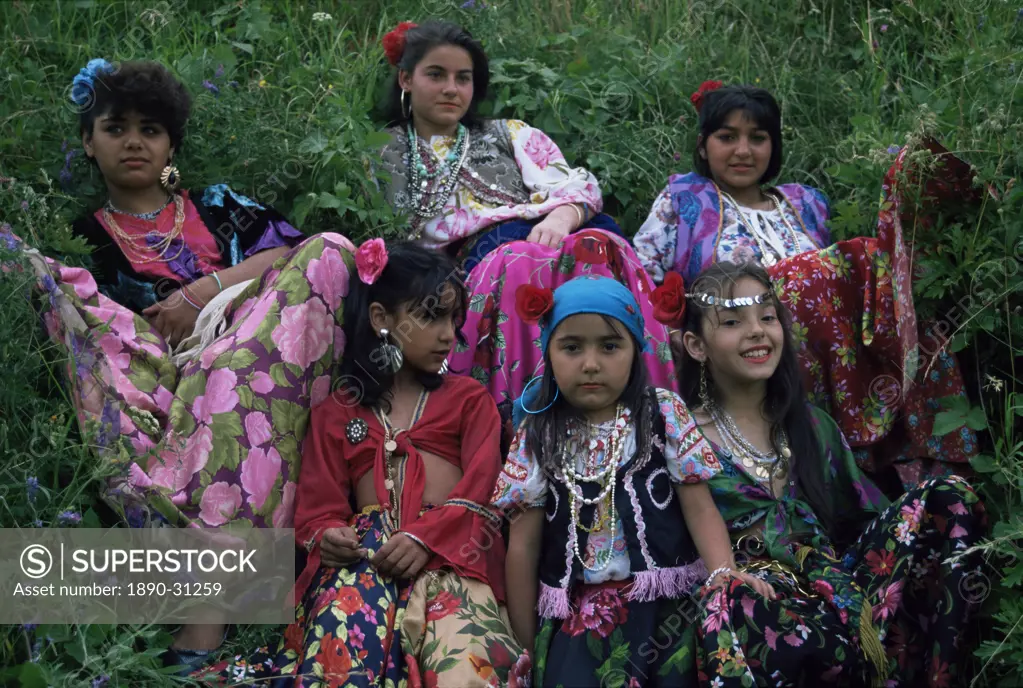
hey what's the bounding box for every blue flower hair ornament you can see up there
[71,58,115,107]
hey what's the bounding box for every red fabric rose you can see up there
[337,585,364,615]
[355,238,388,285]
[690,79,723,112]
[382,21,418,66]
[425,589,460,621]
[650,271,687,327]
[314,632,352,684]
[561,586,629,638]
[514,284,554,324]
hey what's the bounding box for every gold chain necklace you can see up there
[101,193,186,264]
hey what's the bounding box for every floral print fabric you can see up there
[696,476,987,687]
[1,226,355,528]
[194,507,529,687]
[448,229,676,405]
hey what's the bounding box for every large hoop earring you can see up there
[400,90,411,119]
[520,376,559,416]
[160,163,181,192]
[374,328,404,373]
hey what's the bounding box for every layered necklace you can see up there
[101,193,185,264]
[719,190,801,267]
[372,389,431,530]
[406,122,471,238]
[706,399,791,493]
[558,404,628,573]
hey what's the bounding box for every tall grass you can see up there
[1,0,1021,684]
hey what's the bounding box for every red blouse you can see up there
[294,375,507,601]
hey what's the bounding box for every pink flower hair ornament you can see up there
[355,238,388,285]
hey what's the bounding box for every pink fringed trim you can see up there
[537,582,571,618]
[627,561,709,602]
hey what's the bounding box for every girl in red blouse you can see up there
[198,241,528,687]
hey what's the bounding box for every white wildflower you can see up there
[312,11,332,22]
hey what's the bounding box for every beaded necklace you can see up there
[558,404,628,573]
[719,190,801,267]
[406,123,471,239]
[104,195,173,221]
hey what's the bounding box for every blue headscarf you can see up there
[512,275,648,428]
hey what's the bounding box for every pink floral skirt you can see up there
[2,228,354,528]
[448,229,677,404]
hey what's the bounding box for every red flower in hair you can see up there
[650,271,687,327]
[690,80,723,112]
[382,21,418,66]
[515,284,554,324]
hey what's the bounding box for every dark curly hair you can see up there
[380,20,489,130]
[79,61,192,153]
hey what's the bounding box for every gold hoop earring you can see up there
[400,90,411,119]
[160,163,181,192]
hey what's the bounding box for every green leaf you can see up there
[1001,563,1023,588]
[435,657,459,674]
[230,349,259,371]
[298,132,329,155]
[175,371,208,405]
[969,453,999,473]
[208,412,244,472]
[237,385,255,409]
[271,398,308,438]
[231,41,254,55]
[468,293,489,313]
[586,630,603,660]
[18,662,47,688]
[364,130,394,148]
[269,363,294,388]
[128,357,159,394]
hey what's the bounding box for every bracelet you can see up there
[398,531,432,554]
[570,203,585,229]
[180,290,203,311]
[211,272,223,292]
[704,566,732,587]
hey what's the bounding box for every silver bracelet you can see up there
[399,531,432,554]
[570,203,585,229]
[704,566,732,587]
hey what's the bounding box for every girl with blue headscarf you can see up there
[490,275,774,686]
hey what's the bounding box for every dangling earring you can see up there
[400,90,411,119]
[375,328,403,373]
[699,362,711,409]
[160,162,181,193]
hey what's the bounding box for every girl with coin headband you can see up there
[652,260,987,686]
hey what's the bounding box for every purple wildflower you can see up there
[673,152,681,161]
[880,24,888,32]
[60,169,73,192]
[228,80,239,89]
[1,227,18,251]
[22,624,37,631]
[61,139,68,153]
[872,40,879,49]
[202,80,220,97]
[32,519,43,527]
[41,274,57,294]
[887,145,901,154]
[57,510,82,526]
[461,0,475,7]
[26,476,39,503]
[215,64,225,78]
[92,676,110,688]
[21,200,29,211]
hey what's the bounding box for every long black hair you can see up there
[380,20,489,129]
[693,85,783,185]
[80,61,192,156]
[338,241,467,413]
[676,261,840,536]
[523,315,657,478]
